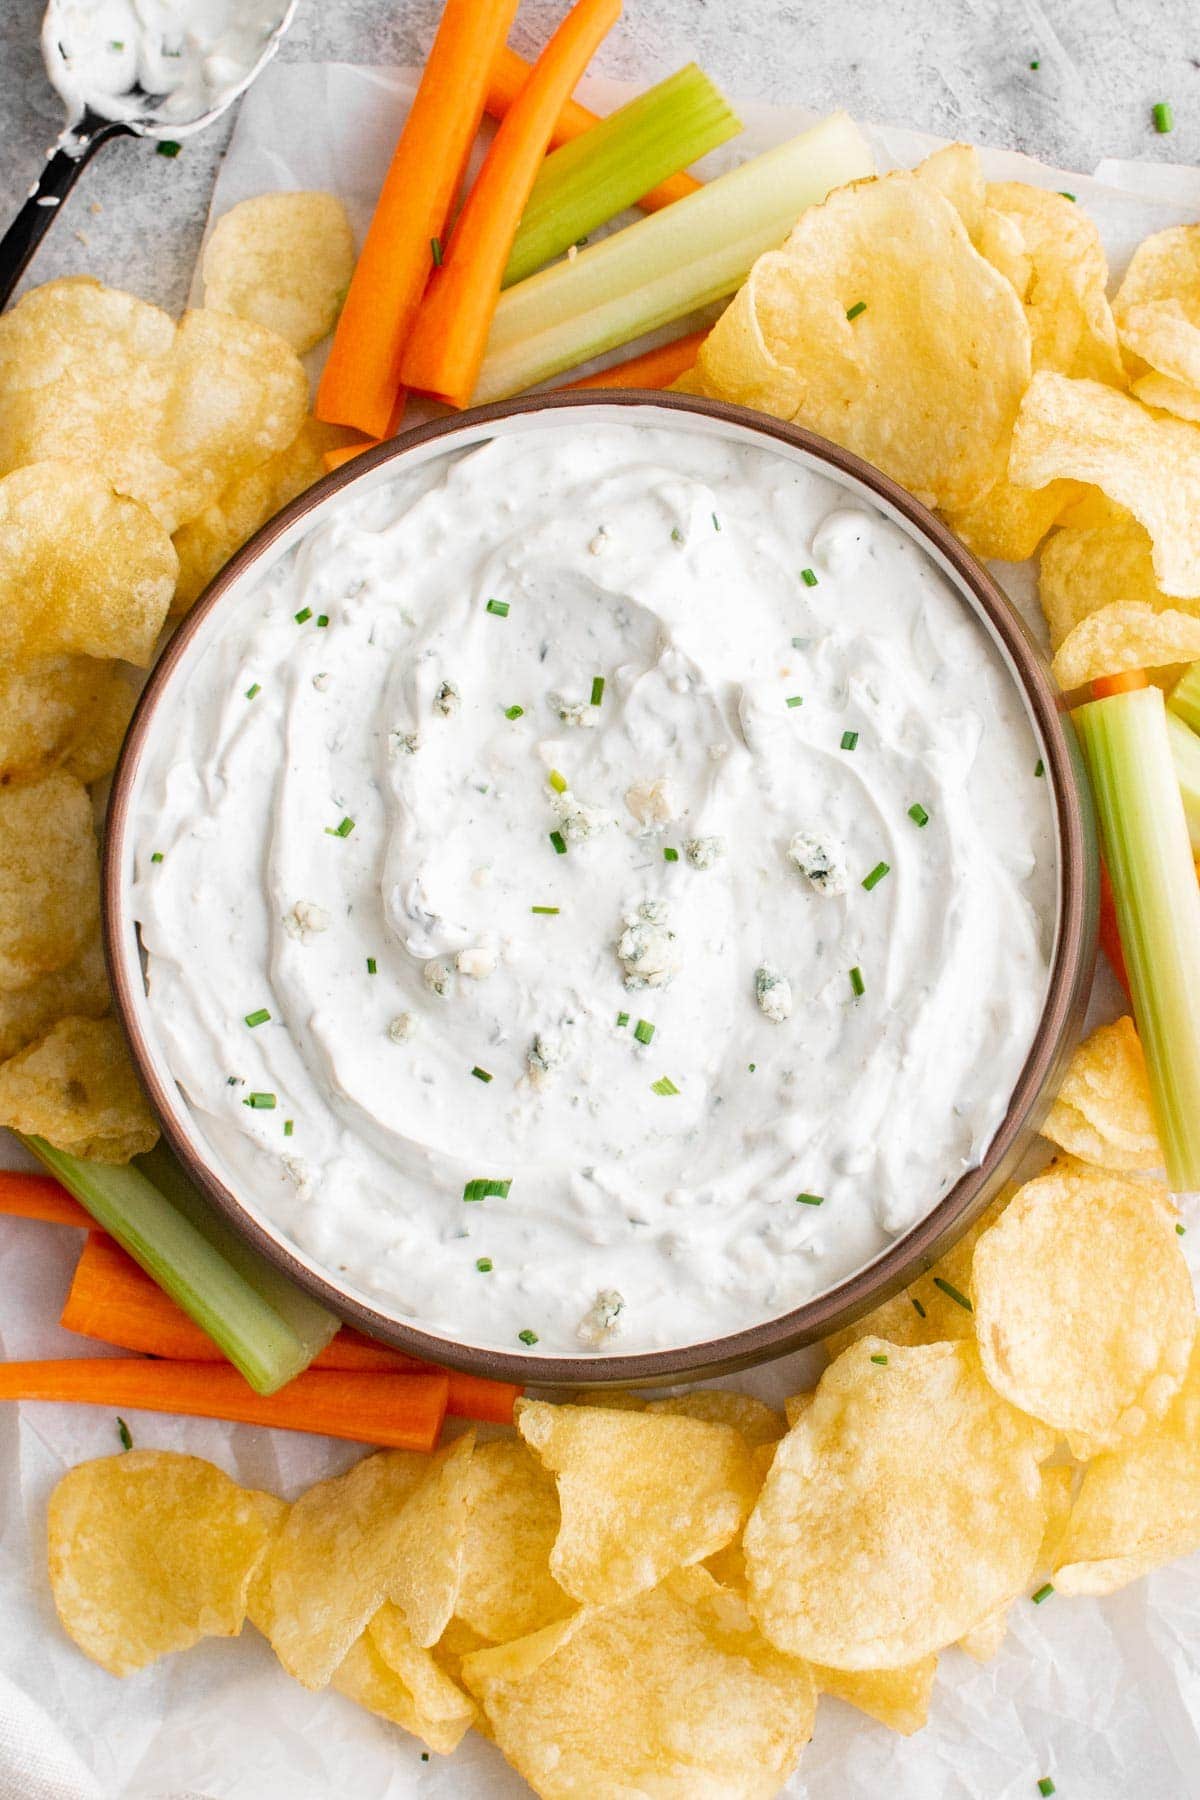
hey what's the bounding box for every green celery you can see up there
[26,1137,329,1394]
[474,111,874,403]
[503,64,741,288]
[1168,660,1200,735]
[1166,709,1200,852]
[1074,686,1200,1189]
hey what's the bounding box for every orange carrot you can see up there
[401,0,623,409]
[444,1367,522,1425]
[0,1359,449,1451]
[0,1171,90,1228]
[323,440,379,474]
[561,328,708,390]
[316,0,521,440]
[1091,668,1150,699]
[485,44,701,211]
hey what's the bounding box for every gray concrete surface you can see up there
[1,0,1198,312]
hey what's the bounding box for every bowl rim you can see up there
[103,388,1097,1387]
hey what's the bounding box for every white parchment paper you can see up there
[3,63,1200,1800]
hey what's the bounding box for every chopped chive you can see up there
[243,1092,277,1110]
[786,695,804,709]
[420,1753,430,1764]
[1058,191,1076,202]
[911,1295,927,1319]
[150,851,164,864]
[846,300,867,320]
[1029,58,1040,68]
[933,1276,973,1312]
[109,39,125,50]
[476,1257,493,1272]
[116,1416,133,1451]
[1031,1582,1054,1605]
[800,567,819,587]
[531,905,560,915]
[1037,1782,1056,1797]
[366,957,377,975]
[1177,1222,1187,1235]
[317,613,329,628]
[671,526,684,544]
[908,803,930,827]
[463,1178,512,1202]
[1153,100,1174,133]
[590,675,606,706]
[791,635,807,649]
[283,1119,294,1137]
[616,1012,630,1028]
[633,1019,655,1045]
[548,769,567,793]
[651,1075,680,1095]
[849,965,866,997]
[871,1353,889,1365]
[862,861,890,891]
[505,703,525,719]
[471,1066,493,1083]
[549,829,568,855]
[840,730,859,751]
[245,682,261,700]
[157,139,181,157]
[325,816,355,838]
[663,846,679,862]
[485,597,510,617]
[748,1063,756,1072]
[712,512,721,531]
[795,1192,824,1206]
[294,607,313,624]
[430,235,443,265]
[518,1328,539,1345]
[1034,757,1045,777]
[243,1008,271,1029]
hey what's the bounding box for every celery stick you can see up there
[1166,708,1200,852]
[474,111,874,403]
[503,64,741,288]
[26,1136,320,1394]
[1074,686,1200,1189]
[1168,659,1200,735]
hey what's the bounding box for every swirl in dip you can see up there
[132,420,1055,1356]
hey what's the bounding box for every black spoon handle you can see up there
[0,118,129,310]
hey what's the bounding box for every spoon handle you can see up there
[0,119,128,310]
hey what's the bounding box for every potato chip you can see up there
[744,1339,1053,1668]
[202,192,355,354]
[1132,369,1200,421]
[813,1656,937,1736]
[971,1158,1192,1454]
[782,1393,813,1429]
[48,1451,279,1676]
[945,474,1083,563]
[1055,1331,1200,1596]
[0,657,134,789]
[0,930,108,1063]
[262,1448,429,1687]
[1010,372,1200,597]
[0,461,176,665]
[1037,514,1198,650]
[0,772,98,987]
[914,143,985,241]
[388,1431,475,1647]
[980,184,1124,384]
[690,165,1031,512]
[517,1399,759,1607]
[1041,1015,1161,1170]
[1051,600,1200,689]
[0,1014,158,1161]
[1055,490,1129,531]
[462,1565,817,1799]
[1112,226,1200,386]
[645,1389,786,1447]
[454,1438,572,1643]
[956,1607,1009,1664]
[331,1630,473,1756]
[955,1463,1076,1661]
[172,417,350,614]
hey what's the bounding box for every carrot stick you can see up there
[315,0,521,440]
[560,327,707,390]
[1092,668,1150,699]
[0,1359,449,1451]
[323,440,379,474]
[444,1368,522,1425]
[401,0,624,409]
[486,44,701,211]
[0,1171,90,1228]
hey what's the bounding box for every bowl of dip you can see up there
[104,392,1096,1385]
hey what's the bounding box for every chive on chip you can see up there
[1153,100,1174,133]
[518,1328,539,1345]
[294,607,313,624]
[243,1008,271,1029]
[485,597,509,617]
[325,816,355,838]
[911,1295,927,1319]
[463,1178,512,1202]
[846,300,867,320]
[243,1091,277,1110]
[471,1066,493,1083]
[800,567,819,587]
[549,830,567,855]
[840,730,859,751]
[1058,191,1076,202]
[908,803,930,827]
[1031,1582,1054,1605]
[663,846,679,862]
[870,1353,889,1365]
[633,1019,655,1045]
[651,1076,680,1096]
[795,1193,824,1206]
[862,861,890,891]
[849,966,866,997]
[590,675,605,706]
[505,703,525,719]
[116,1417,133,1451]
[933,1276,973,1312]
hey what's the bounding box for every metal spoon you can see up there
[0,0,296,309]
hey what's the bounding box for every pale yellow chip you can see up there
[1112,226,1200,387]
[1037,514,1200,650]
[914,143,986,242]
[0,930,108,1063]
[0,772,98,987]
[744,1339,1053,1669]
[388,1431,475,1648]
[261,1448,429,1688]
[1010,372,1200,597]
[980,184,1125,384]
[1055,490,1130,531]
[945,474,1084,563]
[956,1463,1077,1661]
[462,1565,817,1799]
[517,1398,759,1607]
[956,1608,1009,1664]
[0,461,176,666]
[782,1393,813,1429]
[0,657,134,789]
[971,1158,1193,1456]
[172,417,351,614]
[454,1438,572,1643]
[690,162,1031,512]
[1041,1015,1161,1170]
[0,1014,158,1162]
[645,1389,786,1447]
[202,192,355,354]
[331,1629,473,1757]
[1132,369,1200,420]
[1055,1331,1200,1596]
[813,1656,937,1736]
[48,1451,279,1676]
[1051,599,1200,689]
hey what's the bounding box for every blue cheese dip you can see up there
[132,421,1055,1356]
